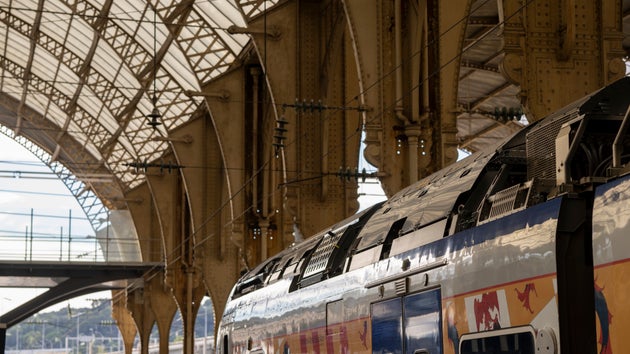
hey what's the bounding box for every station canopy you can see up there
[0,0,277,201]
[0,0,629,213]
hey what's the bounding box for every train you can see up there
[216,76,630,354]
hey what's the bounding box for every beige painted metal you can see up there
[111,290,138,354]
[502,0,626,121]
[343,0,468,196]
[246,0,362,241]
[1,2,628,354]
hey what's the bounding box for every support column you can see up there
[171,269,206,354]
[147,276,177,354]
[248,0,361,240]
[344,0,469,195]
[128,288,154,354]
[405,125,422,184]
[111,290,138,354]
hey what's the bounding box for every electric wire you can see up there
[1,0,533,306]
[108,0,529,292]
[147,0,532,279]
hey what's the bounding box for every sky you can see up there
[0,132,109,315]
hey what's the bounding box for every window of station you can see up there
[460,327,535,354]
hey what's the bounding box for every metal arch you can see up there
[0,0,257,193]
[15,0,43,138]
[0,56,111,157]
[0,6,121,155]
[56,0,114,145]
[0,125,108,232]
[177,10,237,85]
[46,0,202,189]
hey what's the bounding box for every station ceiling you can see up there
[0,0,628,210]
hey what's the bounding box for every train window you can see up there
[371,289,443,354]
[403,290,442,354]
[326,299,347,350]
[460,327,535,354]
[326,300,344,327]
[371,298,403,354]
[389,218,447,257]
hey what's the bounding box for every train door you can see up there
[371,288,442,354]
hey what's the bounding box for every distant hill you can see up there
[5,298,214,353]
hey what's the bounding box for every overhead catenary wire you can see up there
[108,0,528,290]
[2,0,534,299]
[120,0,509,288]
[152,0,533,272]
[0,0,509,149]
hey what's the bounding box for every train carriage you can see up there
[217,77,630,354]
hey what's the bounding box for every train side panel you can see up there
[593,174,630,353]
[218,197,567,354]
[216,78,630,354]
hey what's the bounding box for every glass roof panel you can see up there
[84,0,107,11]
[162,46,199,92]
[40,3,73,45]
[108,145,126,165]
[7,1,36,23]
[195,1,246,29]
[239,0,279,19]
[127,113,144,133]
[189,3,250,56]
[77,91,113,130]
[33,51,77,97]
[216,30,249,54]
[119,4,154,53]
[94,113,120,136]
[4,30,30,65]
[68,120,102,160]
[32,48,60,83]
[92,42,130,85]
[90,48,120,85]
[137,139,166,160]
[43,103,67,131]
[118,137,136,157]
[0,79,23,103]
[135,94,153,118]
[63,16,95,57]
[110,0,145,20]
